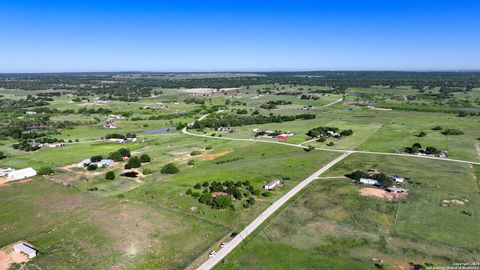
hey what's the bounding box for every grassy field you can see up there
[217,154,480,269]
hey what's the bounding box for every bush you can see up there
[303,145,315,152]
[202,181,210,187]
[38,167,54,175]
[127,156,141,168]
[187,160,195,165]
[340,129,353,136]
[192,192,201,198]
[432,126,443,130]
[194,183,202,189]
[118,148,131,157]
[205,145,213,150]
[262,191,272,197]
[142,168,153,175]
[416,131,427,137]
[90,155,103,162]
[327,141,335,146]
[161,163,179,174]
[87,164,98,171]
[0,151,5,160]
[108,151,124,162]
[190,150,202,156]
[186,189,192,195]
[124,163,132,170]
[346,170,369,181]
[139,154,151,163]
[105,171,115,180]
[441,129,464,135]
[211,195,233,209]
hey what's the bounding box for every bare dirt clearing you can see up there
[359,188,407,200]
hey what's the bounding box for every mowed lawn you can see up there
[217,154,480,270]
[0,179,227,269]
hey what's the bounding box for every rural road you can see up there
[182,126,480,166]
[183,114,480,270]
[321,98,344,107]
[196,151,352,270]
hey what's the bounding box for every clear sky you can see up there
[0,0,479,72]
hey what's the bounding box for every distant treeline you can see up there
[192,113,316,129]
[1,71,479,92]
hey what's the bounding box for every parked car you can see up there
[208,251,216,258]
[220,242,227,248]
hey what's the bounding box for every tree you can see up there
[416,131,427,137]
[373,173,393,187]
[139,154,151,163]
[340,129,353,136]
[126,156,141,168]
[161,163,179,174]
[211,195,233,209]
[105,171,115,180]
[441,129,464,135]
[346,170,369,181]
[142,168,153,175]
[38,167,54,175]
[199,192,212,204]
[202,181,210,187]
[87,164,98,171]
[108,151,123,162]
[187,159,195,165]
[118,148,131,157]
[411,143,422,153]
[90,155,103,162]
[186,189,193,195]
[432,126,443,131]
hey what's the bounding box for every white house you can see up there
[359,178,380,185]
[7,168,37,181]
[264,179,282,190]
[107,138,125,143]
[0,168,15,178]
[13,243,37,259]
[25,111,37,115]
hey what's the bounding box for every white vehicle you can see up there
[220,242,227,248]
[208,251,216,258]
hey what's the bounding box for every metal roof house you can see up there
[359,178,380,185]
[390,175,405,184]
[7,168,37,181]
[386,187,407,194]
[13,242,37,259]
[264,179,282,190]
[96,159,114,168]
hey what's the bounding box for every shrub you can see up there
[161,163,179,174]
[340,129,353,136]
[38,167,54,175]
[90,155,103,162]
[346,170,369,181]
[118,148,131,157]
[142,168,153,175]
[0,151,5,160]
[139,154,151,163]
[202,181,210,187]
[127,156,141,168]
[262,191,272,197]
[192,192,201,198]
[205,145,213,150]
[211,195,233,209]
[194,183,202,189]
[105,171,115,180]
[190,150,202,156]
[441,129,464,135]
[108,151,123,162]
[187,160,195,165]
[416,131,427,137]
[186,189,192,195]
[327,142,335,146]
[432,126,443,130]
[124,163,132,169]
[87,164,98,171]
[303,145,315,152]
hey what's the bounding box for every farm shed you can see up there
[264,179,281,190]
[13,243,37,259]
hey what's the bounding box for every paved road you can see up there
[196,151,352,270]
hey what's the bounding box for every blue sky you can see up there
[0,0,479,72]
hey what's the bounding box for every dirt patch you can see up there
[441,198,469,207]
[36,193,90,212]
[0,243,33,270]
[197,151,232,161]
[359,188,407,200]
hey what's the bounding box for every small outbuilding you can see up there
[386,187,407,194]
[7,168,37,181]
[264,179,282,190]
[390,175,405,184]
[13,242,37,259]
